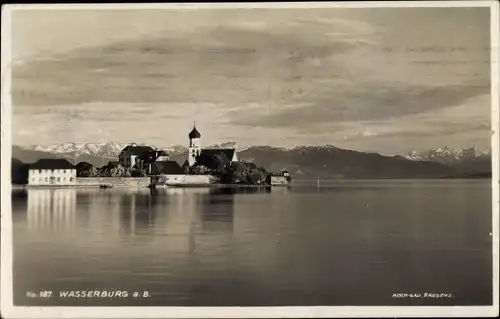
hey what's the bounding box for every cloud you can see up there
[11,11,380,107]
[229,81,489,132]
[316,93,492,151]
[10,7,492,153]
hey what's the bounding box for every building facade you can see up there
[118,143,156,168]
[28,159,77,186]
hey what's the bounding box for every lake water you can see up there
[11,180,493,306]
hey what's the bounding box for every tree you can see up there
[111,164,126,177]
[220,162,248,184]
[78,170,90,177]
[211,153,229,172]
[101,167,112,177]
[89,166,101,177]
[124,169,132,177]
[219,162,269,185]
[131,168,147,177]
[191,165,210,175]
[258,166,268,175]
[247,168,266,185]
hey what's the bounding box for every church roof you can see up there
[189,126,201,139]
[200,149,235,160]
[75,161,94,169]
[150,160,185,175]
[120,144,155,155]
[30,159,75,170]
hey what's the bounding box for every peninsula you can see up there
[14,124,290,188]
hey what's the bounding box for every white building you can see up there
[28,159,77,186]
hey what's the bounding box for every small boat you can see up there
[99,184,113,189]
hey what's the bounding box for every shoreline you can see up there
[11,177,492,190]
[155,183,274,189]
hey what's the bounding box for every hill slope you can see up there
[238,146,455,179]
[12,146,115,167]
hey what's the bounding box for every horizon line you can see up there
[12,142,493,155]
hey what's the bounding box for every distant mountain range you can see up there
[393,146,491,174]
[27,142,151,158]
[12,142,492,179]
[24,141,244,158]
[396,146,490,163]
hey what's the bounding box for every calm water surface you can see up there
[12,180,493,306]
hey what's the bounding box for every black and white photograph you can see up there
[1,2,499,318]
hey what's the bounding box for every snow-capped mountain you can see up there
[292,144,340,151]
[400,150,424,161]
[29,142,141,158]
[164,141,248,153]
[31,142,122,157]
[24,141,247,158]
[204,141,248,151]
[397,146,491,164]
[205,141,238,149]
[162,145,188,155]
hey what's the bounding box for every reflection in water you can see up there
[12,181,493,307]
[149,187,237,251]
[200,188,236,234]
[27,189,76,232]
[119,192,156,237]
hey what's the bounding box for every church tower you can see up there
[188,123,201,167]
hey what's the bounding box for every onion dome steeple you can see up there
[189,123,201,139]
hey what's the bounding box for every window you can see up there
[45,177,48,182]
[38,178,42,182]
[70,177,74,182]
[57,177,61,182]
[63,169,66,174]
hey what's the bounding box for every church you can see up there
[183,124,239,170]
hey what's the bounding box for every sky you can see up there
[10,6,493,153]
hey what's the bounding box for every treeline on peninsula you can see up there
[188,153,276,185]
[77,162,148,178]
[84,153,277,185]
[11,154,282,186]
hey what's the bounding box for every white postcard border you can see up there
[1,1,499,318]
